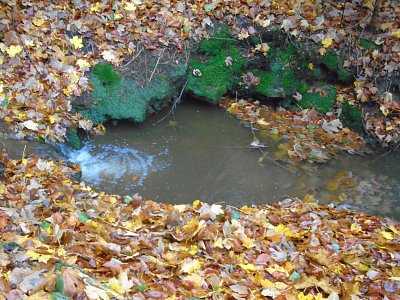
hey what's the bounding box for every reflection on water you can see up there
[4,100,399,219]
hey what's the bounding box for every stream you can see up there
[2,99,400,219]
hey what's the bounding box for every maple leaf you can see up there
[109,271,133,294]
[6,45,23,57]
[322,36,333,48]
[69,36,83,49]
[102,50,117,62]
[125,1,141,12]
[91,2,101,13]
[238,30,249,40]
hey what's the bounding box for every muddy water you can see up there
[2,100,400,219]
[60,100,400,219]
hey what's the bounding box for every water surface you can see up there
[64,100,400,219]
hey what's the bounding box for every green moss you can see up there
[65,127,81,150]
[358,38,380,50]
[198,27,234,56]
[338,68,351,81]
[321,51,339,71]
[298,85,337,113]
[340,102,363,132]
[246,46,308,98]
[249,69,276,96]
[80,63,180,124]
[92,63,122,88]
[186,29,246,103]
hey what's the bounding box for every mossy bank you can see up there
[70,26,363,149]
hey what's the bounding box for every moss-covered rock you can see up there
[340,102,363,132]
[76,62,186,125]
[186,28,246,103]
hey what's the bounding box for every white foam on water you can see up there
[60,142,169,191]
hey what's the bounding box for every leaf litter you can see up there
[0,153,400,299]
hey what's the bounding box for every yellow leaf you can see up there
[256,118,270,126]
[254,272,274,288]
[336,94,344,102]
[181,258,201,274]
[322,36,333,48]
[188,245,198,255]
[33,18,45,27]
[114,13,123,20]
[381,231,394,240]
[125,1,140,12]
[182,273,205,289]
[297,292,313,300]
[239,263,256,271]
[318,48,326,55]
[242,237,256,249]
[25,250,52,263]
[308,63,314,70]
[213,237,223,249]
[389,226,398,234]
[389,277,400,281]
[91,2,101,12]
[48,115,56,124]
[6,45,23,57]
[380,105,389,116]
[351,223,362,233]
[391,29,400,39]
[109,277,123,294]
[275,224,296,238]
[193,199,202,208]
[0,58,3,64]
[240,205,258,214]
[76,58,90,68]
[69,36,83,49]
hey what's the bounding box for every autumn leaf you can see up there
[322,36,333,48]
[69,36,83,49]
[125,1,141,12]
[102,50,117,62]
[6,45,23,57]
[392,29,400,38]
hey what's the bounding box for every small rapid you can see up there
[59,142,170,192]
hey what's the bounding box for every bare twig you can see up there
[152,76,189,126]
[148,50,164,82]
[120,47,144,69]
